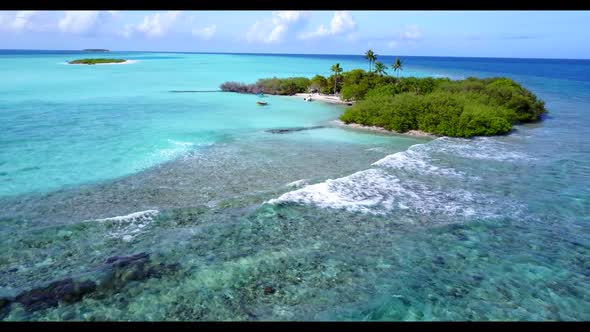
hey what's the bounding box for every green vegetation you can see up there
[364,49,377,72]
[340,75,546,137]
[68,58,126,65]
[392,57,403,77]
[309,75,328,94]
[220,77,311,95]
[220,53,546,137]
[339,69,397,101]
[331,63,343,95]
[374,62,387,76]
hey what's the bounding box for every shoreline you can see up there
[294,93,353,106]
[329,120,438,139]
[289,93,436,139]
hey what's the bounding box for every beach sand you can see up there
[330,120,437,138]
[294,93,353,105]
[291,93,436,138]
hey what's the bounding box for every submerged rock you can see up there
[100,252,180,288]
[455,233,469,241]
[0,296,13,319]
[472,274,485,282]
[5,252,181,315]
[0,295,14,313]
[434,256,446,266]
[263,286,276,295]
[266,126,325,134]
[105,252,150,267]
[15,278,97,312]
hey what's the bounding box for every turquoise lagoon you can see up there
[0,50,588,320]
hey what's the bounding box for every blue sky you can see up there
[1,10,589,59]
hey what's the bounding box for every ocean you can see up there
[0,50,588,320]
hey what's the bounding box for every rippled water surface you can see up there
[0,51,589,321]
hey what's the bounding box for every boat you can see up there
[257,101,268,106]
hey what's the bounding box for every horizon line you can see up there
[1,48,589,61]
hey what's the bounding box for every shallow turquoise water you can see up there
[0,51,588,321]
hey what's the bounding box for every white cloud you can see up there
[299,25,330,39]
[12,11,38,31]
[57,10,100,33]
[246,11,310,43]
[387,25,422,48]
[399,25,422,40]
[118,11,181,38]
[118,24,135,38]
[0,11,48,32]
[0,11,113,34]
[330,11,356,34]
[246,21,276,43]
[298,11,357,40]
[192,24,216,40]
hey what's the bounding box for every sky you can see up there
[0,10,589,59]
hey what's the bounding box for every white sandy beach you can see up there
[294,93,353,105]
[292,93,436,138]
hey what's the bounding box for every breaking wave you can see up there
[268,136,527,221]
[286,179,308,188]
[93,209,160,242]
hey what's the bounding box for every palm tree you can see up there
[392,57,403,78]
[331,63,343,95]
[364,49,377,72]
[374,61,387,76]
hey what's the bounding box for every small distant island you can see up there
[220,49,547,138]
[82,49,110,52]
[68,58,126,65]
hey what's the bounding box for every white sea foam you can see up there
[95,209,159,241]
[432,137,532,161]
[268,136,526,220]
[268,168,498,218]
[286,179,308,187]
[269,169,396,214]
[101,60,138,65]
[372,142,466,178]
[95,209,159,223]
[366,147,387,153]
[153,139,196,161]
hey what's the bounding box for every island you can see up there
[220,52,547,138]
[68,58,126,65]
[82,49,110,52]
